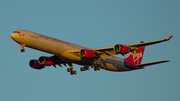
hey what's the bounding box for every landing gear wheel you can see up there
[97,67,100,70]
[73,71,77,75]
[21,49,25,52]
[86,67,89,70]
[94,67,97,71]
[70,71,74,75]
[67,68,70,72]
[70,68,73,71]
[80,68,83,71]
[83,67,86,71]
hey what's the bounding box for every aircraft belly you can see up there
[96,57,131,71]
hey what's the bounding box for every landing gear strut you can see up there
[20,44,25,52]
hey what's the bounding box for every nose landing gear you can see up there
[20,44,25,52]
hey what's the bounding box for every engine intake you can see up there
[114,44,130,54]
[80,49,95,59]
[38,56,54,66]
[29,59,45,69]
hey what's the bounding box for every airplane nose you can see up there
[10,33,15,39]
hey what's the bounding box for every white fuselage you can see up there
[11,30,132,71]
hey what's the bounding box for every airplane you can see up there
[10,30,173,75]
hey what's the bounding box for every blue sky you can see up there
[0,0,179,101]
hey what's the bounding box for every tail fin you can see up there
[124,41,145,68]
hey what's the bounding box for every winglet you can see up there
[166,35,173,40]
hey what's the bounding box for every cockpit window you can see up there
[13,31,20,33]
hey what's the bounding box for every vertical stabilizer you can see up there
[124,41,145,69]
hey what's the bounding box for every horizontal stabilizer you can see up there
[135,60,170,67]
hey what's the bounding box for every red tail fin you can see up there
[124,41,145,69]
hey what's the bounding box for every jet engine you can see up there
[114,44,130,54]
[80,49,95,59]
[29,59,45,69]
[38,56,54,66]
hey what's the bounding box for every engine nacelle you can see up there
[114,44,130,54]
[29,59,45,69]
[80,49,95,59]
[38,56,54,66]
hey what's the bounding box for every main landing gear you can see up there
[80,65,101,72]
[91,65,101,71]
[80,66,90,71]
[94,67,101,71]
[20,44,25,52]
[67,63,77,75]
[66,64,101,75]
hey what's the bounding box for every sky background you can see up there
[0,0,179,101]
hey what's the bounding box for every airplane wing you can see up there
[126,35,173,51]
[71,35,173,60]
[90,35,173,53]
